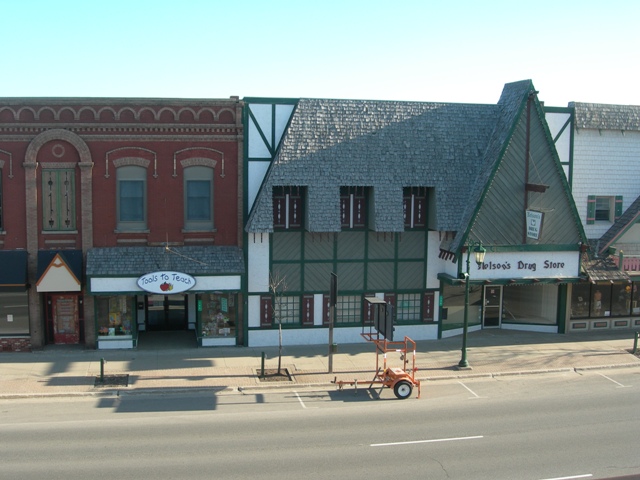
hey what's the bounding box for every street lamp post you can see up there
[458,242,486,369]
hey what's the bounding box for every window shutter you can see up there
[273,195,286,228]
[260,296,273,328]
[586,195,596,224]
[423,292,435,323]
[614,196,623,221]
[301,294,314,326]
[322,294,331,326]
[289,193,303,228]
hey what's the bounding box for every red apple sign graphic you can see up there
[159,282,174,292]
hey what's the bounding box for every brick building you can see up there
[0,97,244,350]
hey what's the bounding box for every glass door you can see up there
[483,286,502,328]
[147,294,187,331]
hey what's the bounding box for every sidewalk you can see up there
[1,330,639,398]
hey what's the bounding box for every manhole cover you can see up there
[95,374,129,387]
[258,368,292,382]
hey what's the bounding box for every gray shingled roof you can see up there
[246,80,535,250]
[582,255,630,283]
[572,102,640,131]
[86,246,245,277]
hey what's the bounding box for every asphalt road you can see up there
[2,368,639,480]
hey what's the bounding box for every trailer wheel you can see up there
[393,380,413,399]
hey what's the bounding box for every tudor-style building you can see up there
[0,97,244,351]
[546,102,640,332]
[243,80,588,347]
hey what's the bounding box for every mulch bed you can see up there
[258,368,292,382]
[95,374,129,387]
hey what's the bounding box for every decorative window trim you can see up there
[106,147,156,178]
[176,147,224,177]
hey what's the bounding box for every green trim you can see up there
[243,97,298,104]
[247,108,274,157]
[456,82,534,250]
[437,272,583,286]
[531,100,588,245]
[482,244,582,252]
[557,283,568,332]
[615,195,623,221]
[586,195,596,224]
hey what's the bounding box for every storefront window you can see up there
[502,284,557,325]
[611,283,632,316]
[570,283,591,318]
[571,282,639,319]
[200,293,237,338]
[441,284,482,331]
[0,291,29,334]
[96,296,134,337]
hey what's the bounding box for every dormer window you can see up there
[340,187,367,229]
[273,186,304,229]
[403,187,427,228]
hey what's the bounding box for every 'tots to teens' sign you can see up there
[137,271,196,294]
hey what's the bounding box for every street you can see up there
[2,368,639,480]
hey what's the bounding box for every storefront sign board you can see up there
[469,251,580,280]
[137,271,196,294]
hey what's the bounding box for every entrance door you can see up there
[483,286,502,328]
[51,294,80,344]
[147,295,187,331]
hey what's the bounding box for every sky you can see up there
[1,0,639,107]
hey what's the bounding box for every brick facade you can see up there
[0,97,243,350]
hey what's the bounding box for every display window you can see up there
[96,296,135,337]
[199,293,237,338]
[0,291,29,335]
[570,281,640,319]
[441,283,482,331]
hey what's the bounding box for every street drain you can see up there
[95,374,129,387]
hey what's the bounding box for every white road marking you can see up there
[294,391,307,409]
[597,372,630,388]
[371,435,483,447]
[458,381,483,398]
[538,474,592,480]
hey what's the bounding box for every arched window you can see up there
[184,166,213,230]
[116,166,147,231]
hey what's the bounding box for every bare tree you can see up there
[269,271,287,375]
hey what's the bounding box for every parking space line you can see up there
[597,373,631,388]
[294,391,307,409]
[538,474,592,480]
[457,381,484,398]
[371,435,483,447]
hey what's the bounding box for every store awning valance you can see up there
[582,257,631,284]
[0,250,28,291]
[437,272,582,286]
[37,250,83,292]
